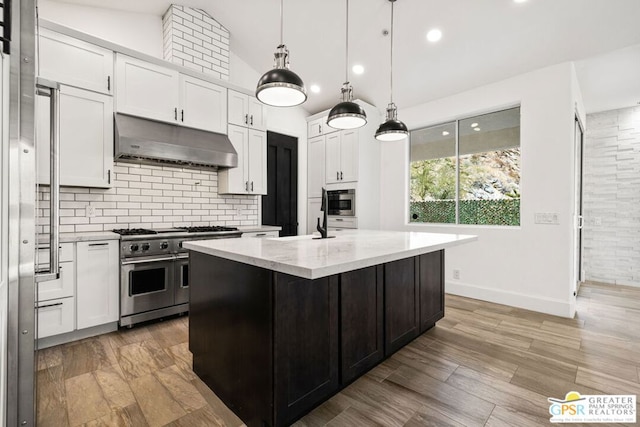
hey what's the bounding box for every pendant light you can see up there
[327,0,367,130]
[256,0,307,107]
[375,0,408,141]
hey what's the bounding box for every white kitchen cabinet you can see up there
[75,240,119,329]
[328,216,358,229]
[219,125,267,195]
[115,54,180,123]
[38,29,114,95]
[37,297,75,339]
[307,198,323,235]
[307,115,337,138]
[179,74,227,133]
[325,130,358,184]
[37,85,114,188]
[228,90,266,130]
[307,136,326,198]
[37,261,74,302]
[241,230,280,238]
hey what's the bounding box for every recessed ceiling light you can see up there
[474,127,481,131]
[514,0,527,3]
[426,29,442,43]
[471,122,479,128]
[442,131,449,136]
[352,64,365,75]
[310,84,321,93]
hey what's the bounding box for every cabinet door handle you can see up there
[250,115,254,126]
[336,171,339,180]
[107,76,111,91]
[174,107,178,121]
[245,181,249,191]
[319,124,322,134]
[36,302,63,309]
[245,114,249,125]
[335,218,344,222]
[340,171,343,180]
[181,109,184,122]
[88,242,109,247]
[107,169,111,184]
[255,233,266,237]
[251,181,254,192]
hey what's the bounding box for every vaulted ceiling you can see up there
[47,0,640,115]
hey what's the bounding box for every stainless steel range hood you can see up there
[115,113,238,169]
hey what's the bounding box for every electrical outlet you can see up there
[85,204,96,218]
[593,217,602,226]
[535,212,559,225]
[453,269,460,280]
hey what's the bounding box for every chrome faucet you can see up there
[316,187,329,239]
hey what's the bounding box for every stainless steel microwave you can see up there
[327,189,355,216]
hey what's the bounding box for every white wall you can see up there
[38,2,310,233]
[38,1,163,58]
[380,62,584,317]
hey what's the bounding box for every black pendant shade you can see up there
[375,0,408,141]
[256,47,307,107]
[375,103,408,141]
[327,0,366,130]
[255,0,307,107]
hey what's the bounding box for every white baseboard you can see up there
[446,280,575,318]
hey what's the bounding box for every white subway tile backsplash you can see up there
[36,162,258,233]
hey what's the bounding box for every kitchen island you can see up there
[184,230,477,427]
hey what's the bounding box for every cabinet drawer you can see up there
[327,217,357,229]
[37,242,74,265]
[37,297,75,339]
[37,261,75,302]
[241,231,280,238]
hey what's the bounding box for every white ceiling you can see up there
[49,0,640,115]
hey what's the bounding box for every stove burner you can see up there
[176,226,239,233]
[112,228,157,236]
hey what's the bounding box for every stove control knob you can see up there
[179,242,183,248]
[141,243,150,251]
[160,242,169,249]
[130,244,139,252]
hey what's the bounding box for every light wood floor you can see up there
[37,282,640,426]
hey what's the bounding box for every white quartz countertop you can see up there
[183,229,477,279]
[237,225,282,233]
[38,231,121,245]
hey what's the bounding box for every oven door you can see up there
[121,255,176,317]
[175,254,189,305]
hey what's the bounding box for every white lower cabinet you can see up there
[37,261,74,302]
[76,240,119,329]
[37,297,75,339]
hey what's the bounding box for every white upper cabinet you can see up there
[307,115,337,138]
[116,55,228,132]
[37,85,114,188]
[38,28,114,95]
[76,241,119,329]
[179,74,227,133]
[116,54,180,123]
[219,125,266,195]
[325,130,358,184]
[307,136,326,198]
[228,90,266,130]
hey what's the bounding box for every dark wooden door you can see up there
[263,131,298,236]
[273,273,339,426]
[419,250,445,333]
[340,265,384,384]
[384,257,420,356]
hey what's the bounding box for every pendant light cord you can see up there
[280,0,284,45]
[345,0,349,83]
[390,0,394,103]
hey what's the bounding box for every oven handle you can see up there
[121,255,177,265]
[176,253,188,260]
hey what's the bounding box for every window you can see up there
[410,107,520,226]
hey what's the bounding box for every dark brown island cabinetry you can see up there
[189,249,445,427]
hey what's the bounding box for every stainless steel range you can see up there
[113,226,242,327]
